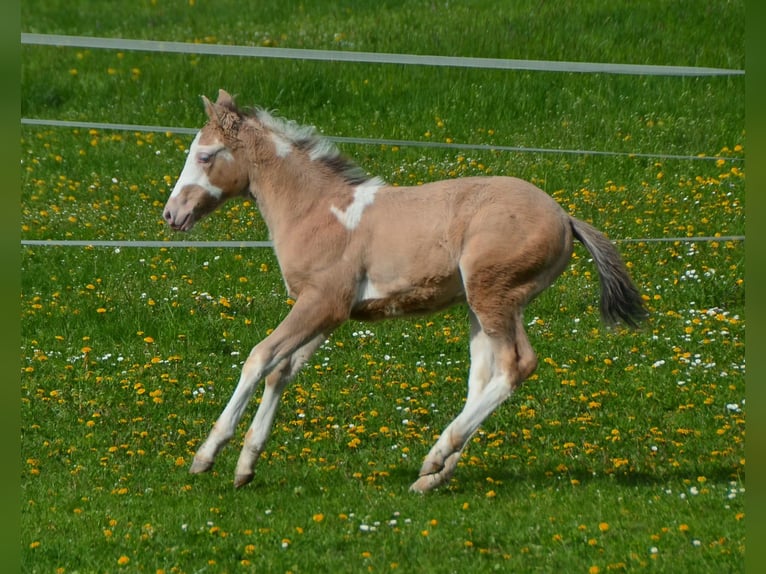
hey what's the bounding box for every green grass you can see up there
[21,1,745,573]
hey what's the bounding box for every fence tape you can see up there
[21,118,743,163]
[21,33,745,77]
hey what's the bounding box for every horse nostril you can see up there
[164,209,172,222]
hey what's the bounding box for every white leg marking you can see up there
[330,179,382,230]
[465,314,494,404]
[411,371,515,493]
[233,333,327,486]
[189,349,274,473]
[190,290,343,486]
[411,317,519,493]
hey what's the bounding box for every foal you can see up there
[163,90,646,492]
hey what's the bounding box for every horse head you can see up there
[163,90,250,231]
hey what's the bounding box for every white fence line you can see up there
[20,33,745,77]
[21,118,742,163]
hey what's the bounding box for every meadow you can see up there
[20,1,745,572]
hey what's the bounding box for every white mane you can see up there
[254,109,376,185]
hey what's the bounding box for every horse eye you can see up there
[197,152,212,164]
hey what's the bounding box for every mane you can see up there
[253,108,378,186]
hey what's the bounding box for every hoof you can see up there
[189,456,214,475]
[410,473,441,493]
[234,472,254,489]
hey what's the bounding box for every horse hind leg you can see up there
[410,309,537,493]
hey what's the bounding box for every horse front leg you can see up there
[232,333,327,487]
[189,292,344,485]
[188,344,280,476]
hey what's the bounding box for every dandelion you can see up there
[117,555,130,566]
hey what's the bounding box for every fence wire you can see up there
[21,33,745,77]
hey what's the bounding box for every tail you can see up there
[570,217,648,328]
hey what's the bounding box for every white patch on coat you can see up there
[170,131,228,199]
[330,179,383,230]
[270,132,293,158]
[356,275,383,302]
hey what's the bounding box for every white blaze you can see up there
[330,179,382,230]
[170,131,228,199]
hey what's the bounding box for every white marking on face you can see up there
[270,132,293,158]
[170,131,229,199]
[330,179,382,231]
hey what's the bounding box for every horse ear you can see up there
[201,90,238,124]
[216,89,236,110]
[202,95,216,120]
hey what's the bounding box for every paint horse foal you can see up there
[163,90,646,492]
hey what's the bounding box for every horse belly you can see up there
[350,272,465,320]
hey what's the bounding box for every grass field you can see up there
[21,1,745,572]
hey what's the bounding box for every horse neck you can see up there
[247,145,344,240]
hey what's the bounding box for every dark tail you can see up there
[570,217,648,328]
